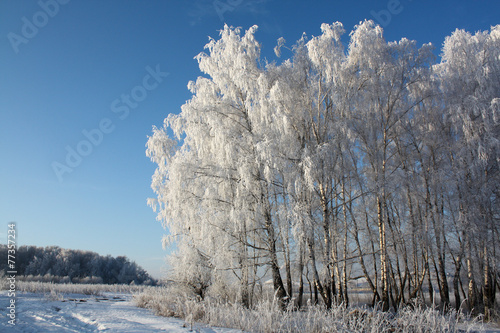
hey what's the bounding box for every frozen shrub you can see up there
[134,287,489,333]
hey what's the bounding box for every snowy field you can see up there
[0,291,241,332]
[1,289,499,332]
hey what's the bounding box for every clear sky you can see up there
[1,0,498,279]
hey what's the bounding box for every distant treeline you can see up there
[0,245,156,285]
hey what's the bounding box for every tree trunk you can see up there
[483,243,493,321]
[409,257,428,300]
[241,255,250,308]
[320,184,334,307]
[341,180,349,306]
[452,255,462,311]
[297,249,304,309]
[282,229,293,300]
[307,238,331,308]
[436,247,450,309]
[264,209,287,308]
[240,221,250,308]
[427,258,434,305]
[377,195,390,311]
[466,236,479,313]
[431,198,450,310]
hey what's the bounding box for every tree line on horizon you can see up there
[0,245,156,285]
[146,21,499,317]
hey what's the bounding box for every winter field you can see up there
[0,283,240,332]
[1,281,499,332]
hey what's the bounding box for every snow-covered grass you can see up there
[134,286,490,333]
[13,280,152,295]
[1,281,496,332]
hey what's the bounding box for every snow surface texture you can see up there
[0,291,242,332]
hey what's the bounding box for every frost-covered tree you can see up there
[437,25,500,316]
[147,22,499,315]
[340,20,436,310]
[148,25,288,307]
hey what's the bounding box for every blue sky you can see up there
[1,0,498,279]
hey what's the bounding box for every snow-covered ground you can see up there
[0,291,242,332]
[2,290,499,332]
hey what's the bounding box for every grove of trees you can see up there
[147,21,499,317]
[0,245,155,285]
